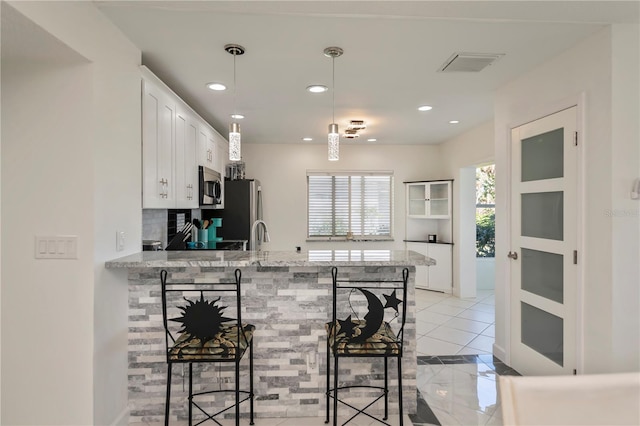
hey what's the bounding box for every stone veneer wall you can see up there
[127,265,417,423]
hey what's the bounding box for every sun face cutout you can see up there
[171,292,233,344]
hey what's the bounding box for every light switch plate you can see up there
[116,231,125,252]
[35,236,77,259]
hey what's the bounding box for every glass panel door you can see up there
[510,106,578,376]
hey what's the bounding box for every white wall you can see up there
[242,143,444,251]
[1,2,141,424]
[610,24,640,372]
[494,25,640,373]
[438,121,495,298]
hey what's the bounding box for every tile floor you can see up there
[137,289,507,425]
[415,289,496,357]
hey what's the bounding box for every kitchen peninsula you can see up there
[106,250,433,423]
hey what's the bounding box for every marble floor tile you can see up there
[133,416,414,426]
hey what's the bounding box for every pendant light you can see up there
[324,46,343,161]
[225,44,245,161]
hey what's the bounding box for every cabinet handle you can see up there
[159,178,169,198]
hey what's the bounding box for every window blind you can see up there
[307,172,393,238]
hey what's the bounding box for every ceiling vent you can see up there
[438,52,504,73]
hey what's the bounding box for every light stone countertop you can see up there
[105,249,435,268]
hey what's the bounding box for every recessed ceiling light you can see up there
[231,114,244,119]
[449,120,460,124]
[367,138,377,142]
[418,105,433,111]
[207,82,226,91]
[307,85,328,93]
[302,137,313,141]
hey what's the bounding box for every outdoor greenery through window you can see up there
[307,171,393,239]
[476,164,495,257]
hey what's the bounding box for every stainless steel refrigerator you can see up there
[206,179,265,248]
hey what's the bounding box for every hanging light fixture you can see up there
[324,46,343,161]
[225,44,245,161]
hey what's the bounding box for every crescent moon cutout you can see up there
[351,288,385,342]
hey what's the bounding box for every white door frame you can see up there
[501,93,586,373]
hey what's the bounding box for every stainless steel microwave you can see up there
[199,166,222,206]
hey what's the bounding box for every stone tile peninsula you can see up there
[106,249,434,423]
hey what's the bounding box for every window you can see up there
[307,171,393,239]
[476,164,495,257]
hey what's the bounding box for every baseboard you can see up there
[111,406,129,426]
[493,343,507,364]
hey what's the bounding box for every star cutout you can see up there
[383,290,403,313]
[337,315,357,338]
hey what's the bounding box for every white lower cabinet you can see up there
[406,242,452,292]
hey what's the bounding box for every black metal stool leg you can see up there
[333,356,339,426]
[325,337,330,424]
[398,357,403,426]
[383,357,389,420]
[165,363,172,426]
[250,339,255,425]
[188,363,193,426]
[236,355,240,426]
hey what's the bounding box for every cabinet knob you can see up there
[507,251,518,260]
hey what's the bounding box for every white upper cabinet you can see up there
[175,106,199,208]
[142,66,227,209]
[198,124,216,169]
[215,134,228,177]
[142,78,175,208]
[406,180,452,219]
[198,121,228,176]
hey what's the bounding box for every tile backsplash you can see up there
[142,209,168,247]
[142,209,201,249]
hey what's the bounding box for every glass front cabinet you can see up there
[404,179,454,292]
[406,181,452,219]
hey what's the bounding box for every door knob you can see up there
[507,251,518,260]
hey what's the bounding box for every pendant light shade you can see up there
[229,122,241,161]
[324,47,343,161]
[328,123,339,161]
[225,44,245,162]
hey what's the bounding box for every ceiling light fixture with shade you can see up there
[225,43,245,162]
[324,46,343,161]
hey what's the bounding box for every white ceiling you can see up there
[91,1,638,146]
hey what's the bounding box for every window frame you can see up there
[306,170,394,241]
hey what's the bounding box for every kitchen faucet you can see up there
[250,220,270,251]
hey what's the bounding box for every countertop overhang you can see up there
[106,249,435,268]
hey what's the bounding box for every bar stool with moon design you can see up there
[325,266,409,426]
